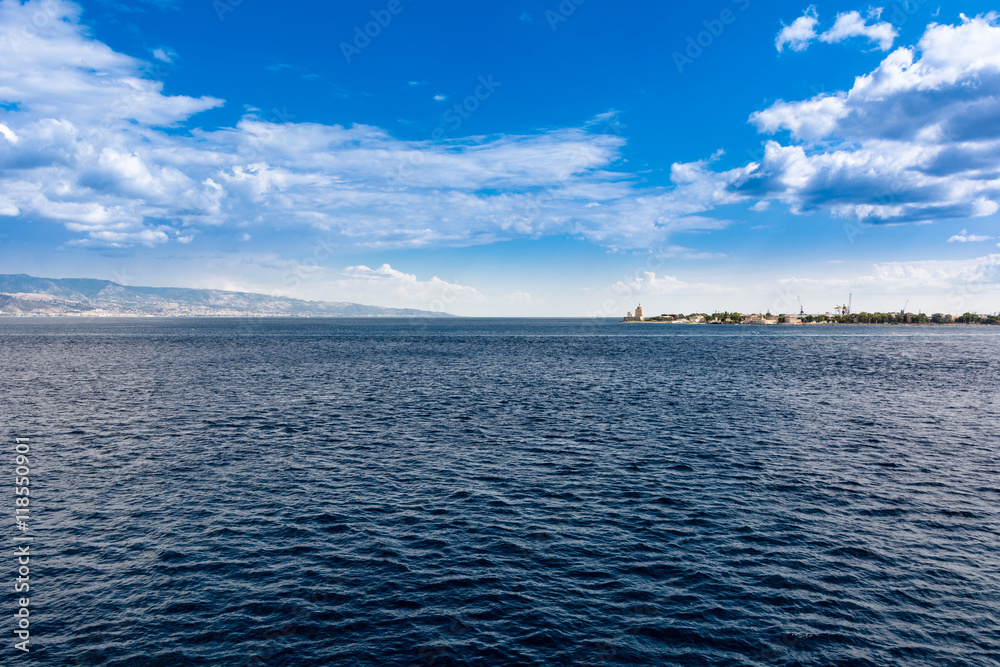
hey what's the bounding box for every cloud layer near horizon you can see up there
[780,254,1000,291]
[0,1,999,253]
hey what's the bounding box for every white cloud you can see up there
[780,254,1000,290]
[820,10,898,50]
[433,94,447,102]
[68,228,172,248]
[337,264,485,307]
[611,271,732,295]
[1,0,992,257]
[0,0,736,250]
[726,14,1000,224]
[948,229,994,243]
[0,3,222,127]
[0,122,18,143]
[776,7,819,52]
[500,290,533,305]
[777,7,897,52]
[151,47,176,63]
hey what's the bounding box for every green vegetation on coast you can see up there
[635,312,1000,325]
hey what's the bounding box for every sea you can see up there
[1,318,998,666]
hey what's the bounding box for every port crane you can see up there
[835,294,853,317]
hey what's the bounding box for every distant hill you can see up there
[0,274,454,318]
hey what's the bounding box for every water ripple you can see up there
[1,318,997,666]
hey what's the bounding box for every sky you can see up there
[1,0,999,316]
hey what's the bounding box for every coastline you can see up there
[620,306,1000,326]
[621,320,999,326]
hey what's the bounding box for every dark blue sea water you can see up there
[2,318,999,666]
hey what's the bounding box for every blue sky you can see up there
[1,0,999,315]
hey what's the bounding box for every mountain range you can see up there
[0,274,453,317]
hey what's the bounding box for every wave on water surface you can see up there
[2,319,997,666]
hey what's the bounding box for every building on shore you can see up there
[623,304,645,321]
[745,313,780,325]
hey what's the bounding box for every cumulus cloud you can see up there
[819,10,897,50]
[776,7,820,52]
[948,230,994,243]
[0,3,221,126]
[2,0,995,256]
[726,14,1000,224]
[777,7,897,52]
[0,0,737,250]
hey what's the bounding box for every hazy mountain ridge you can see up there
[0,275,453,317]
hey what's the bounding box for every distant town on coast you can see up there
[622,304,1000,326]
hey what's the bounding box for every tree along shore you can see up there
[637,312,1000,325]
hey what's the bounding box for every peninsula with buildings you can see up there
[623,304,1000,326]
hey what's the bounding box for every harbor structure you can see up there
[623,304,645,322]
